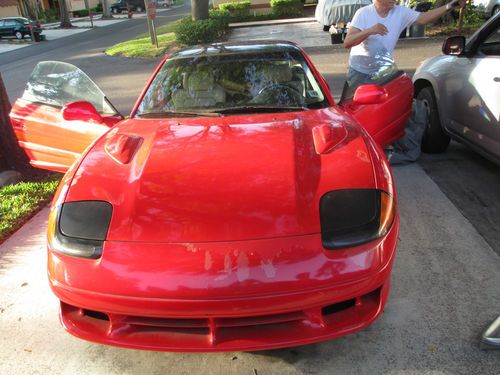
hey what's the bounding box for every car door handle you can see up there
[494,77,500,82]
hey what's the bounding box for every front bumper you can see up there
[49,217,399,351]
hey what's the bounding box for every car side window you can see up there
[22,61,117,115]
[479,25,500,56]
[5,20,16,27]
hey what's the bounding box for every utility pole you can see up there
[84,0,94,28]
[145,0,158,47]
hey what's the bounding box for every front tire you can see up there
[136,6,143,12]
[417,86,450,153]
[14,31,23,40]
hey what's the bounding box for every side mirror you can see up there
[442,36,465,56]
[353,84,388,105]
[62,101,103,124]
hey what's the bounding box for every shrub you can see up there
[174,11,229,45]
[270,0,303,17]
[73,9,89,17]
[39,8,59,22]
[463,3,483,26]
[219,1,251,18]
[95,3,103,12]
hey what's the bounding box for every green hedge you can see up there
[270,0,303,17]
[73,6,102,17]
[174,10,230,45]
[219,1,251,17]
[73,9,89,17]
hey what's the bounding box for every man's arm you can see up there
[343,23,388,49]
[415,0,466,25]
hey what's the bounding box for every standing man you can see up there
[344,0,466,88]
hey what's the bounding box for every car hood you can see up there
[65,109,375,243]
[414,55,454,79]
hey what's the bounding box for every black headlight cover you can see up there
[48,201,112,259]
[320,189,394,249]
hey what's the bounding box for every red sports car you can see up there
[9,41,412,352]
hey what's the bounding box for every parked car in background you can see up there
[110,0,145,13]
[413,12,500,164]
[9,40,414,351]
[473,0,500,18]
[156,0,172,7]
[0,17,42,40]
[315,0,371,31]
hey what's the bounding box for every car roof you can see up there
[0,17,29,21]
[170,40,302,60]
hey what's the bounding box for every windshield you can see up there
[137,49,328,116]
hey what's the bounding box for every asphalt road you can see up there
[0,5,191,114]
[0,8,499,374]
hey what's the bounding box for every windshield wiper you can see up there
[137,110,221,118]
[212,105,308,114]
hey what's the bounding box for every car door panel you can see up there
[9,61,122,173]
[444,22,500,154]
[10,99,113,172]
[341,73,413,147]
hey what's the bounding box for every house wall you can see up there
[68,0,100,11]
[214,0,272,15]
[0,5,21,17]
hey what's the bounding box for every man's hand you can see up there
[368,23,388,36]
[343,23,387,49]
[416,0,467,25]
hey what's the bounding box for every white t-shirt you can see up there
[349,5,420,75]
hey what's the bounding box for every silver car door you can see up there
[446,23,500,155]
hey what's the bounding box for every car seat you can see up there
[171,69,225,109]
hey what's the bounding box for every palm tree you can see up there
[102,0,113,19]
[192,0,209,20]
[59,0,73,28]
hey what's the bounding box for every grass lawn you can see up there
[0,178,59,242]
[105,32,177,58]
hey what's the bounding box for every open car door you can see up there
[9,61,123,173]
[339,71,414,148]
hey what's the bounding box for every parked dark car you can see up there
[413,12,500,164]
[0,17,42,40]
[110,0,145,13]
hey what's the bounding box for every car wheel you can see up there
[112,8,118,14]
[136,6,143,12]
[417,86,450,153]
[14,31,23,40]
[493,6,499,17]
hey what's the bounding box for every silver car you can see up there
[473,0,500,18]
[413,13,500,165]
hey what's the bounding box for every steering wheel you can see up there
[253,83,304,106]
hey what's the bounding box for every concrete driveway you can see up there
[1,18,499,375]
[1,165,498,374]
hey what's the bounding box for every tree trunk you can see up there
[192,0,209,20]
[0,74,33,175]
[59,0,73,28]
[102,0,113,19]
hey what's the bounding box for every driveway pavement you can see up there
[0,15,499,375]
